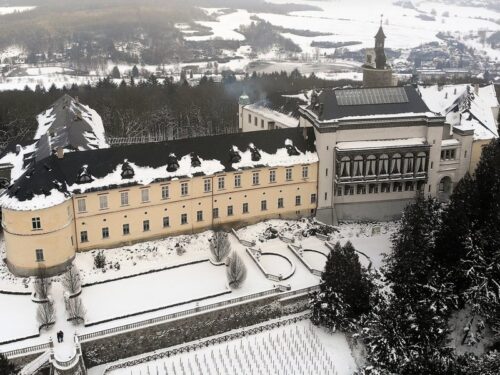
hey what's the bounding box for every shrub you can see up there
[210,231,231,262]
[37,302,55,328]
[94,251,106,269]
[226,252,247,288]
[62,264,81,295]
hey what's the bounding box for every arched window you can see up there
[353,156,364,177]
[416,152,426,173]
[340,156,351,177]
[391,153,402,174]
[404,153,414,173]
[366,155,376,176]
[379,154,389,175]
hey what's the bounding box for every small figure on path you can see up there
[60,331,64,342]
[56,331,62,343]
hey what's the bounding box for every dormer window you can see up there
[121,160,135,179]
[249,144,261,162]
[229,147,241,163]
[167,153,179,172]
[76,165,93,184]
[285,139,300,156]
[190,152,201,168]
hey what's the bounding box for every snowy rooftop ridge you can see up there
[245,103,299,128]
[1,128,317,210]
[418,84,499,141]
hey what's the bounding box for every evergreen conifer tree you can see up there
[0,353,16,375]
[311,241,372,332]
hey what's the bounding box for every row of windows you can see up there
[338,153,427,178]
[335,181,425,196]
[78,194,317,243]
[440,149,456,161]
[76,167,310,213]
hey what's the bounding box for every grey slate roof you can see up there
[7,128,316,202]
[309,86,432,121]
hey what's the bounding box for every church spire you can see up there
[374,18,387,70]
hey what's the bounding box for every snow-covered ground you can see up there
[0,293,38,344]
[0,6,35,15]
[0,220,394,352]
[98,319,357,375]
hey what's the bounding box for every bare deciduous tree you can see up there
[33,266,51,301]
[210,231,231,263]
[36,302,55,328]
[62,264,81,295]
[226,252,247,289]
[68,298,86,324]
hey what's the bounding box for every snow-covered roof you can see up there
[336,138,427,151]
[1,128,317,211]
[418,84,499,141]
[245,104,299,128]
[34,94,108,159]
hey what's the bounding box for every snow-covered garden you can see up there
[97,317,357,375]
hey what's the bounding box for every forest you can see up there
[0,71,358,147]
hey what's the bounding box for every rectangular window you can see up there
[80,231,88,243]
[163,216,170,228]
[326,168,328,177]
[261,200,267,211]
[286,168,293,181]
[141,189,149,203]
[311,194,317,204]
[357,185,366,194]
[227,205,234,216]
[278,198,284,209]
[234,174,241,188]
[243,203,249,214]
[252,172,259,185]
[254,117,258,126]
[120,191,129,206]
[405,182,414,191]
[295,195,301,206]
[248,114,251,123]
[143,220,150,232]
[218,177,225,190]
[77,198,86,212]
[213,208,219,219]
[197,210,203,222]
[181,214,188,225]
[302,166,309,179]
[102,227,109,239]
[32,217,41,230]
[99,195,108,210]
[393,182,402,192]
[35,249,44,262]
[123,224,130,235]
[336,187,342,196]
[181,182,189,196]
[369,184,378,194]
[204,179,211,193]
[161,185,169,199]
[261,119,264,128]
[269,170,276,183]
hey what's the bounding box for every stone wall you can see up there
[362,67,394,88]
[81,293,309,368]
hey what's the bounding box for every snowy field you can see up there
[83,261,228,325]
[0,6,35,15]
[186,0,499,58]
[100,319,357,375]
[0,293,38,344]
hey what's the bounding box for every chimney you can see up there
[56,147,64,159]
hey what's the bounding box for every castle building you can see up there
[1,128,318,276]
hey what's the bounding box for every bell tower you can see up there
[374,24,387,69]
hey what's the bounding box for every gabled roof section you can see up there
[308,86,432,122]
[34,94,108,160]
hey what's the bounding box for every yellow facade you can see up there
[3,163,318,276]
[469,139,492,174]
